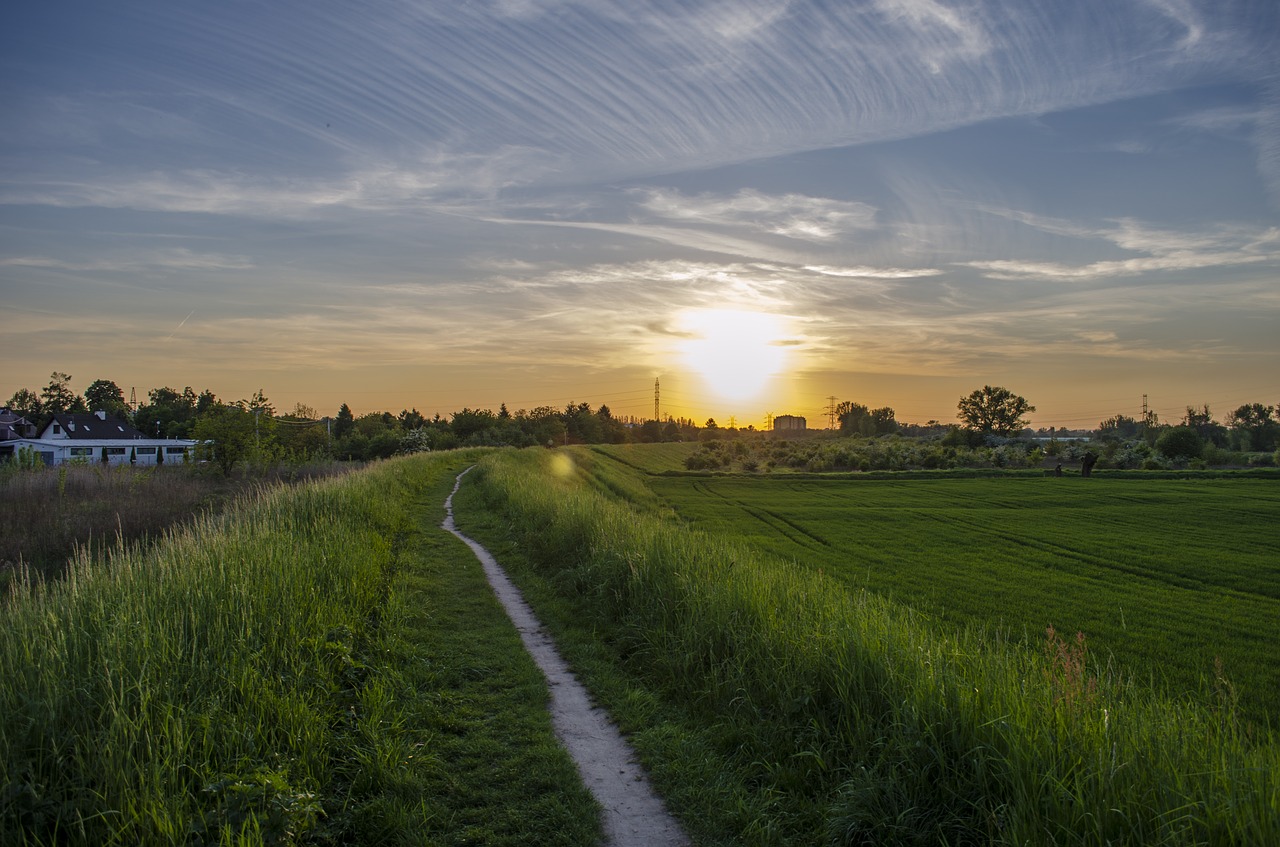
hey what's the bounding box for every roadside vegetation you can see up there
[0,452,599,846]
[455,447,1279,846]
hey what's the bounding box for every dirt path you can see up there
[443,468,691,847]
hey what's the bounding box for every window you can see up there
[135,447,156,455]
[69,447,93,457]
[165,447,188,455]
[53,424,62,435]
[104,448,126,456]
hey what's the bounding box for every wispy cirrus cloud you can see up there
[966,209,1280,281]
[0,249,254,272]
[637,188,878,241]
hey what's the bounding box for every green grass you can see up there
[456,446,1280,846]
[640,473,1280,723]
[0,451,599,846]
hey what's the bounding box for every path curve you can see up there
[443,467,691,847]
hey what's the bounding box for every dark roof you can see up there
[0,408,37,440]
[44,413,148,440]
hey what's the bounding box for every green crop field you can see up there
[590,446,1280,722]
[460,447,1280,844]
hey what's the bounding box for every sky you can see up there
[2,0,1278,429]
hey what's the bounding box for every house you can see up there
[0,410,197,467]
[773,414,807,432]
[0,408,37,441]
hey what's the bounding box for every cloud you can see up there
[637,188,878,241]
[0,249,254,272]
[804,264,942,279]
[0,147,563,216]
[964,215,1280,281]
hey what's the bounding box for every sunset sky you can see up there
[3,1,1277,428]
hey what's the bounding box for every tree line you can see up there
[6,373,1277,473]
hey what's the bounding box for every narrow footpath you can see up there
[442,468,691,847]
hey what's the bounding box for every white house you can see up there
[0,411,196,467]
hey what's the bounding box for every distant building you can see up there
[773,414,806,432]
[0,410,196,466]
[0,408,37,441]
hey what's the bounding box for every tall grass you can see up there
[463,448,1279,845]
[0,461,356,583]
[0,454,467,844]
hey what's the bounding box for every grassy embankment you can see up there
[1,451,599,846]
[455,447,1279,846]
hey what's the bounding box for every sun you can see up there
[674,308,791,403]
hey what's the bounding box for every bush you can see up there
[1156,426,1204,461]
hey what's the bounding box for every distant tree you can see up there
[41,372,86,415]
[705,418,718,430]
[333,403,355,439]
[291,402,319,421]
[957,386,1035,436]
[1181,404,1226,445]
[1227,403,1277,452]
[6,388,43,420]
[247,388,275,417]
[638,420,663,443]
[135,386,201,438]
[451,408,498,440]
[84,379,129,419]
[195,389,219,417]
[192,404,257,476]
[1097,414,1141,440]
[398,408,426,430]
[838,401,897,436]
[1156,426,1204,462]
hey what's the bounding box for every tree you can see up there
[84,379,128,419]
[957,386,1035,436]
[333,404,355,439]
[192,404,257,476]
[838,401,897,436]
[41,372,86,415]
[1097,414,1141,440]
[1227,403,1277,452]
[6,388,43,420]
[1181,404,1226,446]
[1155,426,1203,462]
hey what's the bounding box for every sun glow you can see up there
[675,308,791,403]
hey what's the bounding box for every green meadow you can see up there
[457,445,1279,845]
[640,469,1280,722]
[3,444,1277,845]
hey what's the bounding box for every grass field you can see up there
[634,471,1280,722]
[458,446,1280,845]
[0,452,598,846]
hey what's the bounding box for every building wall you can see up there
[0,439,195,466]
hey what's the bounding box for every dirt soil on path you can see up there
[443,468,691,847]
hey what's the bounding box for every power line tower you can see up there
[728,415,737,429]
[654,378,660,422]
[129,387,137,412]
[765,412,774,431]
[826,395,839,429]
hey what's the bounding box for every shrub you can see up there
[1156,426,1204,461]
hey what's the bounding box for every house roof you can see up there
[42,413,149,440]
